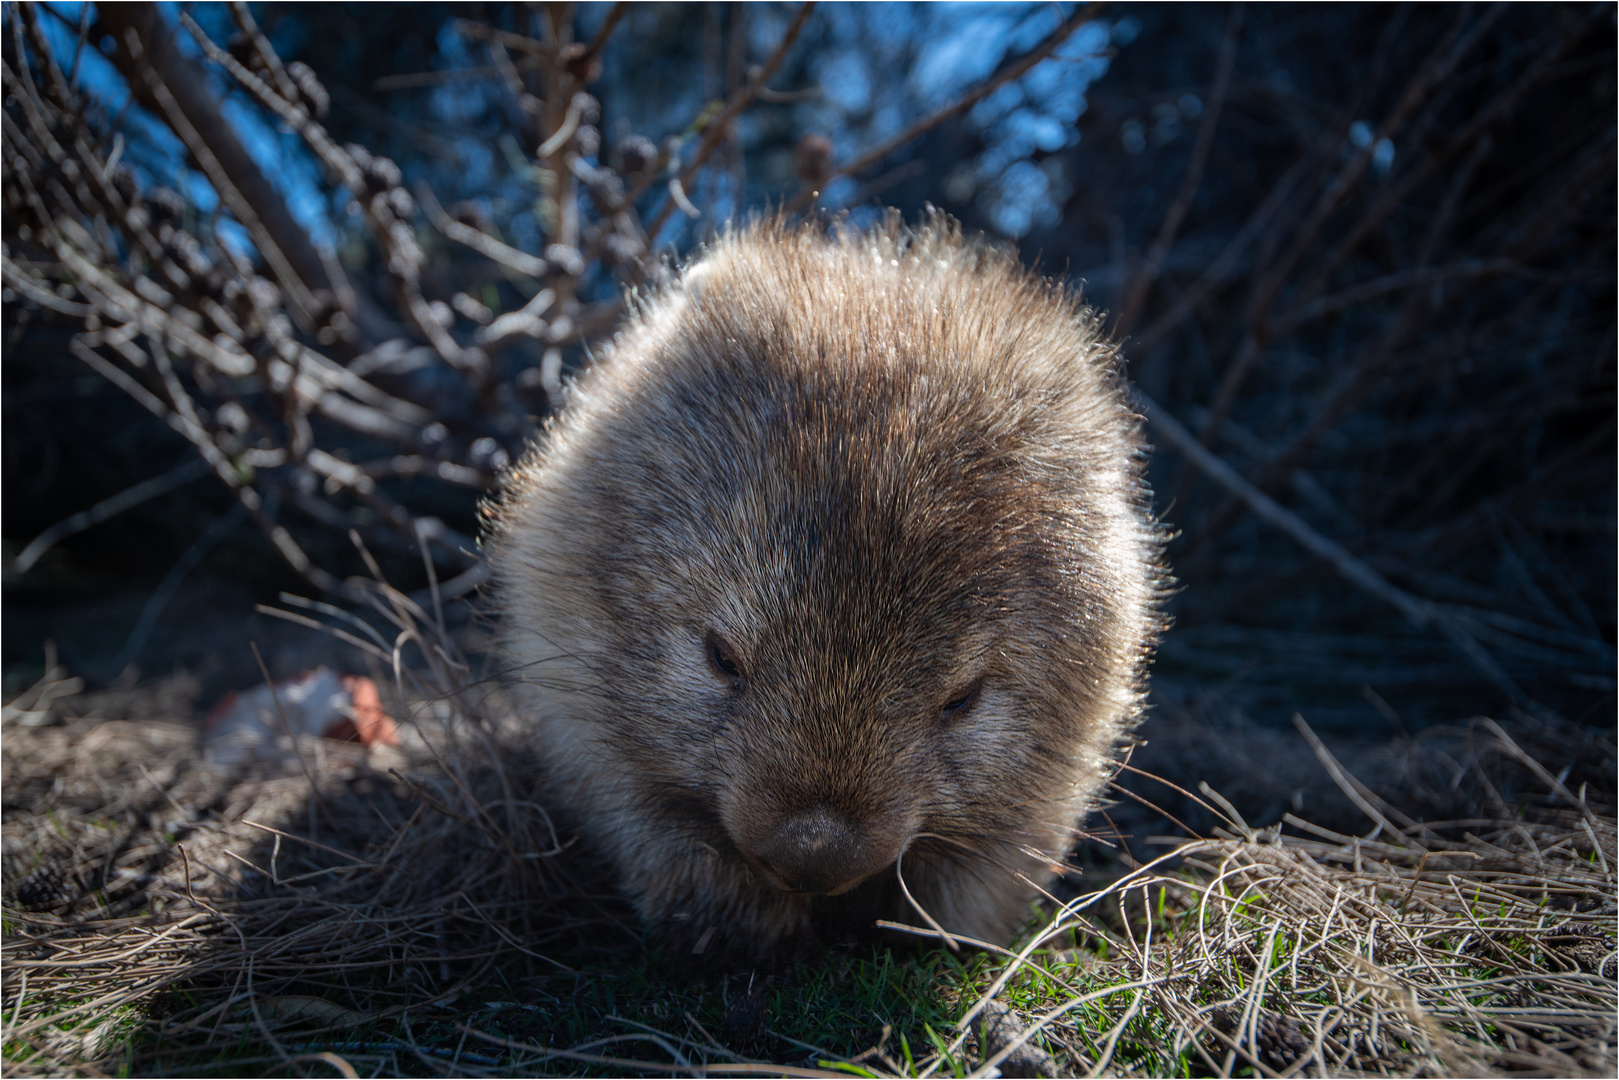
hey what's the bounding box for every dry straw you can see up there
[3,573,1613,1077]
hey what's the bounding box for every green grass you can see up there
[97,913,1193,1078]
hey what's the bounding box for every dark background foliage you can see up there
[5,2,1614,798]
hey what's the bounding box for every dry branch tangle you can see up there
[3,2,625,593]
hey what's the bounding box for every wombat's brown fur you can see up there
[486,216,1165,969]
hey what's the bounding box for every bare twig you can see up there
[787,3,1104,214]
[1113,3,1242,338]
[643,2,816,241]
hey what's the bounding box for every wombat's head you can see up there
[488,216,1163,899]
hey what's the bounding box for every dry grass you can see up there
[942,790,1616,1077]
[1,585,632,1077]
[2,586,1614,1078]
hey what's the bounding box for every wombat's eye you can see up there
[706,632,745,689]
[941,680,981,719]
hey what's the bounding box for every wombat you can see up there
[485,216,1165,970]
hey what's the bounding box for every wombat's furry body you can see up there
[487,218,1164,969]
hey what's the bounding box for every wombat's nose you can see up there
[755,806,870,895]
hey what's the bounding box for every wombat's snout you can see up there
[746,805,892,896]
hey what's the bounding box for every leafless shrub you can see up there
[1089,5,1615,728]
[3,0,824,603]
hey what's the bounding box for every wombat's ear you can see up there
[679,255,719,297]
[678,233,745,301]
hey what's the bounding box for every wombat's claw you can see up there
[721,971,772,1050]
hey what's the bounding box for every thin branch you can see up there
[1113,3,1242,338]
[417,182,549,278]
[786,3,1104,214]
[643,1,816,241]
[1140,394,1431,627]
[1140,392,1529,701]
[1270,258,1517,336]
[577,2,629,67]
[114,24,321,326]
[12,456,212,574]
